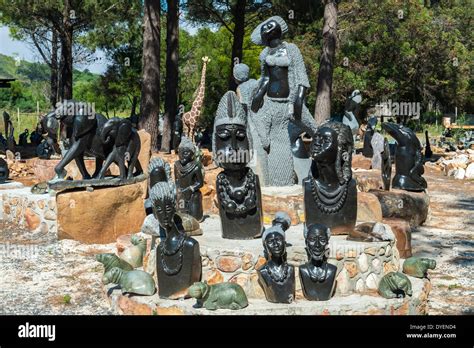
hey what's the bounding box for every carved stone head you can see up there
[251,16,288,46]
[304,223,331,262]
[148,157,172,189]
[150,182,176,229]
[262,225,286,260]
[178,136,195,165]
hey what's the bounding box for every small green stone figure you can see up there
[403,257,436,278]
[188,281,249,310]
[378,272,413,299]
[102,267,156,296]
[96,253,133,273]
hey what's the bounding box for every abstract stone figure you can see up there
[172,111,183,152]
[250,16,318,186]
[299,223,337,301]
[382,123,427,192]
[98,117,142,179]
[303,121,357,235]
[213,91,264,239]
[102,267,156,296]
[188,281,248,310]
[342,90,362,142]
[371,132,385,171]
[95,253,134,273]
[378,272,412,299]
[381,137,392,190]
[3,111,15,152]
[402,257,436,278]
[182,57,210,142]
[362,116,378,158]
[174,136,204,221]
[257,214,295,304]
[150,182,201,298]
[119,235,147,268]
[424,130,433,159]
[0,158,9,183]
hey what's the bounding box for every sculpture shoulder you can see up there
[259,47,270,61]
[184,237,199,249]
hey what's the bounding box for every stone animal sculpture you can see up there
[98,117,142,179]
[102,267,156,296]
[119,235,147,268]
[250,16,318,186]
[378,272,413,299]
[182,57,210,142]
[381,122,427,192]
[48,100,113,180]
[0,158,9,183]
[95,253,134,273]
[188,281,248,310]
[403,257,436,278]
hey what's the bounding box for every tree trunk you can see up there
[60,0,74,100]
[50,29,59,107]
[228,0,246,91]
[162,0,179,153]
[314,0,338,125]
[139,0,161,152]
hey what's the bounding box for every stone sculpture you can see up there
[172,111,183,152]
[381,137,392,190]
[188,281,248,310]
[378,272,412,299]
[213,91,264,239]
[95,253,134,273]
[403,257,436,278]
[289,122,311,185]
[250,16,318,186]
[342,90,362,143]
[424,130,433,159]
[382,123,427,192]
[299,223,337,301]
[0,158,9,183]
[303,121,357,234]
[362,116,378,158]
[371,132,385,171]
[102,267,156,296]
[98,117,142,179]
[3,111,15,152]
[119,235,147,268]
[151,181,201,298]
[174,136,204,221]
[257,212,295,304]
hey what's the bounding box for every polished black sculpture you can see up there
[424,130,433,159]
[0,158,9,183]
[213,91,264,239]
[174,136,204,221]
[303,121,357,234]
[173,111,183,153]
[362,116,378,158]
[151,181,201,298]
[381,137,392,190]
[382,123,427,192]
[257,212,295,303]
[299,223,337,301]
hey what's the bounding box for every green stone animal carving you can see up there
[120,235,147,268]
[378,272,413,299]
[188,281,248,310]
[96,253,134,273]
[403,257,436,278]
[102,267,156,296]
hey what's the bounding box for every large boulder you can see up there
[383,218,412,258]
[357,192,383,223]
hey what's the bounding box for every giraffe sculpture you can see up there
[182,56,210,142]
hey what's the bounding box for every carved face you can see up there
[178,148,194,165]
[153,197,176,229]
[306,224,329,261]
[214,124,250,170]
[311,127,338,163]
[261,19,282,45]
[264,232,285,258]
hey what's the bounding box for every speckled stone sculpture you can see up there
[119,235,147,268]
[378,272,412,299]
[96,253,134,273]
[188,281,249,310]
[403,257,436,278]
[102,267,156,296]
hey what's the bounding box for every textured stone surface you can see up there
[352,154,372,170]
[57,182,146,244]
[357,192,383,222]
[216,255,242,273]
[383,218,412,258]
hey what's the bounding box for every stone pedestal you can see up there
[383,218,412,258]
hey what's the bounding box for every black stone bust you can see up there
[174,136,204,221]
[382,123,427,192]
[213,91,264,239]
[151,182,201,298]
[303,121,357,235]
[299,223,337,301]
[257,212,295,303]
[362,116,378,158]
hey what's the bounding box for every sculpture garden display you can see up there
[174,136,204,221]
[403,257,436,278]
[0,158,9,183]
[257,213,295,304]
[299,223,337,301]
[213,91,263,239]
[188,281,249,310]
[303,121,357,234]
[250,16,318,186]
[378,272,413,299]
[382,123,427,192]
[102,267,156,296]
[150,182,201,298]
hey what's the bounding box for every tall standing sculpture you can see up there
[174,136,204,221]
[382,123,427,192]
[250,16,318,186]
[151,182,201,298]
[362,116,378,158]
[299,223,337,301]
[303,121,357,235]
[213,91,264,239]
[381,137,392,190]
[342,90,362,143]
[182,57,210,142]
[257,212,295,304]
